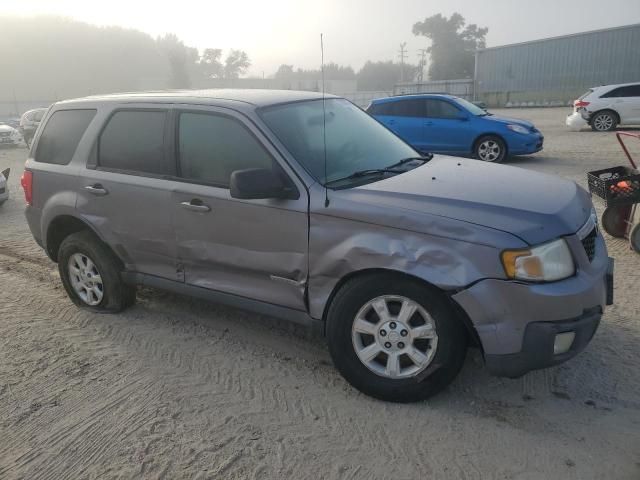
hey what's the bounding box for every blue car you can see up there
[366,94,544,162]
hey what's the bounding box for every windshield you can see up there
[260,99,418,185]
[454,97,488,116]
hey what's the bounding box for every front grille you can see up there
[0,132,10,137]
[581,227,597,262]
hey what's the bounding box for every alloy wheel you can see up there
[68,253,104,306]
[593,114,614,131]
[477,140,502,161]
[351,295,438,379]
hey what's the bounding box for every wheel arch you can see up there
[590,108,620,124]
[320,268,481,349]
[45,214,124,268]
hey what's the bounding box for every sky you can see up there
[2,0,640,77]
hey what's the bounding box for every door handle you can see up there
[85,184,108,196]
[180,200,211,213]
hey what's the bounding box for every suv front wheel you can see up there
[58,231,136,313]
[326,274,467,402]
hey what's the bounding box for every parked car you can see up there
[366,94,544,162]
[20,107,48,146]
[0,168,9,206]
[0,124,22,146]
[571,83,640,131]
[22,90,612,402]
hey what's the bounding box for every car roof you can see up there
[371,93,457,104]
[591,82,640,90]
[56,89,336,109]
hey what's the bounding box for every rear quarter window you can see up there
[35,109,96,165]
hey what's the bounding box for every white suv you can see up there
[572,83,640,131]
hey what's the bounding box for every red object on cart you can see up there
[587,132,640,253]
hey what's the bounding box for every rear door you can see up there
[371,99,428,152]
[76,107,178,280]
[423,99,473,152]
[601,85,640,123]
[170,106,309,311]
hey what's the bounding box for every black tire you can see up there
[601,205,632,238]
[326,273,467,403]
[630,223,640,254]
[58,230,136,313]
[474,135,507,162]
[590,110,618,132]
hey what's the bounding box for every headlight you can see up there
[506,124,530,134]
[501,238,575,282]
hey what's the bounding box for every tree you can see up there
[356,61,418,91]
[274,64,295,79]
[157,33,191,88]
[199,48,223,79]
[412,13,487,80]
[224,50,251,79]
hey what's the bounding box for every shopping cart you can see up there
[587,132,640,253]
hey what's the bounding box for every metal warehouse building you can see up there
[475,23,640,107]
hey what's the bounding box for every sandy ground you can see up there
[0,108,639,480]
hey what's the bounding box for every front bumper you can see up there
[484,307,602,377]
[508,133,544,155]
[452,228,612,377]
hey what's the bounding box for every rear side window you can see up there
[391,99,425,118]
[35,109,96,165]
[99,110,167,174]
[601,85,640,98]
[178,112,274,187]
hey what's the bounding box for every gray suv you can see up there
[22,90,613,402]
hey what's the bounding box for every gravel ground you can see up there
[0,107,639,480]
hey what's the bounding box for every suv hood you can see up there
[353,156,592,245]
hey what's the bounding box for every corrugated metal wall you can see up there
[476,24,640,107]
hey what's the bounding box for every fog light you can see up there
[553,332,575,354]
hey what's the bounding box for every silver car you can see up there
[0,168,9,205]
[22,90,613,402]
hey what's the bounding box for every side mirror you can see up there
[230,168,298,200]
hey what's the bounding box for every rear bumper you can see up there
[484,307,601,377]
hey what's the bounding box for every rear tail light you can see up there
[574,100,590,108]
[21,170,33,205]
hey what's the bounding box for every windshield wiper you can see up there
[325,168,405,186]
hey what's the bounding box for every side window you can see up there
[625,85,640,97]
[178,112,274,187]
[601,87,632,98]
[426,100,461,119]
[98,110,167,174]
[392,100,425,118]
[369,102,395,116]
[35,109,96,165]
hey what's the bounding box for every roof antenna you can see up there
[321,33,329,208]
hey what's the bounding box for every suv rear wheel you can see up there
[591,110,618,132]
[326,273,467,402]
[58,231,136,313]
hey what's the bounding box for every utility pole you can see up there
[398,42,408,83]
[418,49,428,83]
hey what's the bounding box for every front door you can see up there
[423,99,474,152]
[170,107,309,311]
[376,99,428,152]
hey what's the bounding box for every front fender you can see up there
[307,213,508,320]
